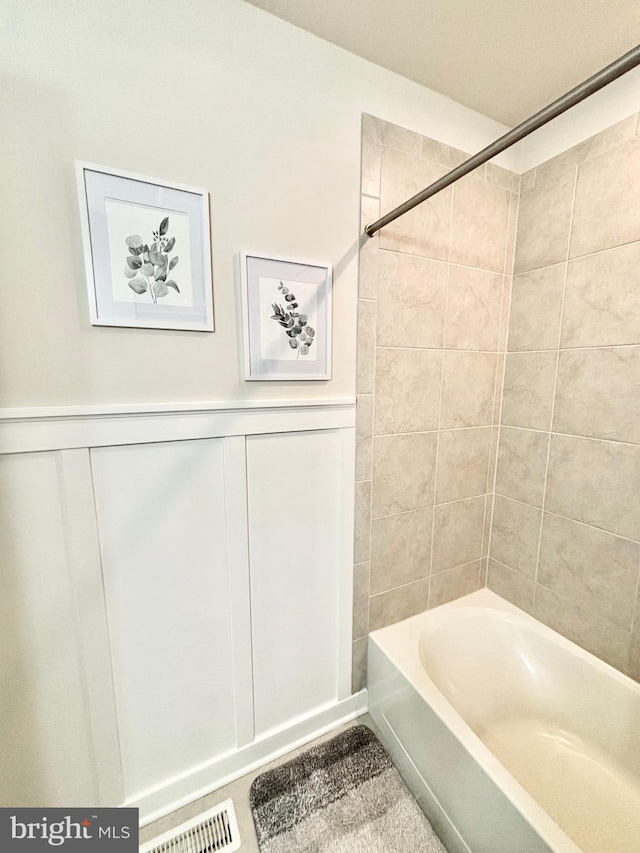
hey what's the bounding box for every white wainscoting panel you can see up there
[0,452,97,806]
[247,429,351,737]
[0,399,357,819]
[90,439,237,800]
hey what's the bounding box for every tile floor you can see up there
[139,713,380,851]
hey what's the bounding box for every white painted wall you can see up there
[0,0,512,409]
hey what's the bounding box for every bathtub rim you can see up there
[368,588,640,853]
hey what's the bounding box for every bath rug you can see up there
[249,724,447,853]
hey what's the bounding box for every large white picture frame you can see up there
[76,161,214,331]
[240,252,332,381]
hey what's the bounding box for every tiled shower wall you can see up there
[352,114,519,690]
[487,112,640,682]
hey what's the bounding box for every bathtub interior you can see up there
[371,591,640,853]
[417,607,640,783]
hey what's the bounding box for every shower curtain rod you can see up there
[365,44,640,238]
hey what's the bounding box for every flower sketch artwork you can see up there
[270,281,316,358]
[124,216,180,303]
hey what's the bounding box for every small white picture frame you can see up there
[76,161,214,331]
[240,252,332,381]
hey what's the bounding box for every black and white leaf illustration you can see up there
[128,277,148,294]
[269,281,316,359]
[123,217,179,303]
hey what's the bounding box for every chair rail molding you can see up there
[0,397,356,454]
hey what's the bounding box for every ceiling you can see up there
[243,0,640,126]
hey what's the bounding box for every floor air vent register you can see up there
[140,799,241,853]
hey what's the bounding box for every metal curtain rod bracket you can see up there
[365,44,640,238]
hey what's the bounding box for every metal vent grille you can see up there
[141,799,241,853]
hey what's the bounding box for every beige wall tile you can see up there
[440,351,497,428]
[429,561,481,609]
[486,558,535,611]
[374,348,442,434]
[421,136,467,168]
[492,355,505,424]
[354,480,371,564]
[538,513,639,630]
[444,266,503,351]
[545,434,640,540]
[629,599,640,683]
[553,347,640,444]
[501,351,557,431]
[535,115,636,185]
[504,194,519,278]
[450,175,510,272]
[495,427,549,507]
[369,578,429,631]
[570,137,640,258]
[378,117,423,157]
[370,509,432,594]
[359,195,380,299]
[353,561,370,640]
[379,148,451,259]
[533,586,630,670]
[490,495,541,578]
[520,169,536,193]
[481,556,489,585]
[435,427,491,503]
[352,637,368,693]
[562,243,640,348]
[355,394,373,482]
[372,432,437,517]
[508,264,565,351]
[482,501,492,557]
[486,426,499,492]
[361,114,382,198]
[432,495,485,573]
[356,299,376,394]
[485,163,520,193]
[514,169,576,274]
[377,252,447,348]
[497,274,512,352]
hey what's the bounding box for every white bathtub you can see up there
[367,588,640,853]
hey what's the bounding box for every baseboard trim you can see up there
[133,690,368,826]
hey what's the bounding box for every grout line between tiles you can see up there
[427,256,451,608]
[494,492,640,546]
[533,164,579,603]
[371,557,484,602]
[497,425,640,450]
[514,236,640,277]
[486,187,519,573]
[507,343,640,354]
